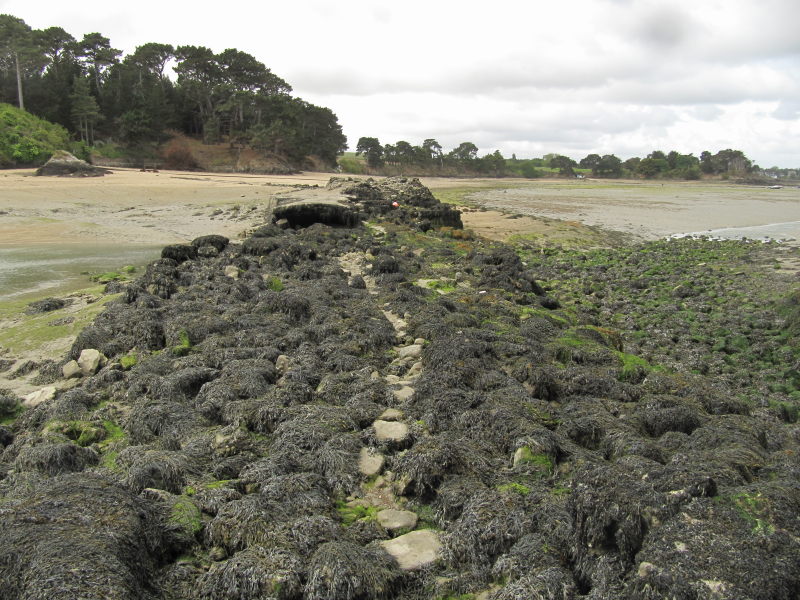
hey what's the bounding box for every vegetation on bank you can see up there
[0,102,72,166]
[348,137,767,181]
[0,14,347,168]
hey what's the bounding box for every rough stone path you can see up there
[337,250,441,571]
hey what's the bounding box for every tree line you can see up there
[0,14,347,165]
[355,136,758,180]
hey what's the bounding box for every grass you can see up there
[0,285,118,355]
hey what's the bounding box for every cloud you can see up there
[773,100,800,120]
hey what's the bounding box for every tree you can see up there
[481,150,506,177]
[35,26,75,75]
[593,154,622,178]
[355,136,384,167]
[70,76,100,144]
[0,14,39,110]
[636,158,661,178]
[548,154,576,177]
[449,141,478,163]
[74,32,121,99]
[422,138,443,167]
[579,153,601,170]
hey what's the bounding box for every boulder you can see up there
[373,420,409,442]
[397,344,423,360]
[377,509,418,533]
[379,408,404,421]
[77,349,106,376]
[380,530,442,570]
[392,387,414,402]
[62,360,82,379]
[35,151,110,177]
[22,386,57,408]
[358,447,385,477]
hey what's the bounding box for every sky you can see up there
[3,0,799,167]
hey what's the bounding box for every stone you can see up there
[224,265,239,279]
[379,408,404,421]
[62,360,82,379]
[35,151,110,177]
[22,386,57,408]
[406,361,423,377]
[397,345,423,360]
[380,530,442,571]
[77,349,106,376]
[413,338,426,345]
[377,509,418,532]
[275,355,290,373]
[392,386,414,402]
[373,420,409,442]
[358,447,385,476]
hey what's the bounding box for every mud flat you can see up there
[466,179,800,241]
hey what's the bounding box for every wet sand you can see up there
[465,179,800,241]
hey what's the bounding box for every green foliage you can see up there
[0,102,70,166]
[617,351,654,382]
[45,420,107,446]
[172,329,192,356]
[338,152,365,174]
[335,501,379,526]
[170,499,203,536]
[497,482,532,496]
[515,446,554,474]
[265,276,284,292]
[119,354,138,370]
[717,492,775,535]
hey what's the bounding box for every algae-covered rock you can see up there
[35,150,110,177]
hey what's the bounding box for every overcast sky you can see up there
[3,0,799,167]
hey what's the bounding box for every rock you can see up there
[413,338,426,345]
[26,297,67,314]
[373,420,409,442]
[380,530,442,571]
[348,275,366,289]
[191,235,229,251]
[223,265,239,279]
[77,349,106,376]
[392,386,414,402]
[397,345,423,360]
[379,408,404,421]
[406,361,423,377]
[35,151,110,177]
[22,386,57,408]
[275,355,290,373]
[358,448,385,477]
[377,509,418,533]
[62,360,82,379]
[161,244,197,263]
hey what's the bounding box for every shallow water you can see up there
[672,221,800,242]
[0,245,161,302]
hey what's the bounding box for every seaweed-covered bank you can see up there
[0,177,798,600]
